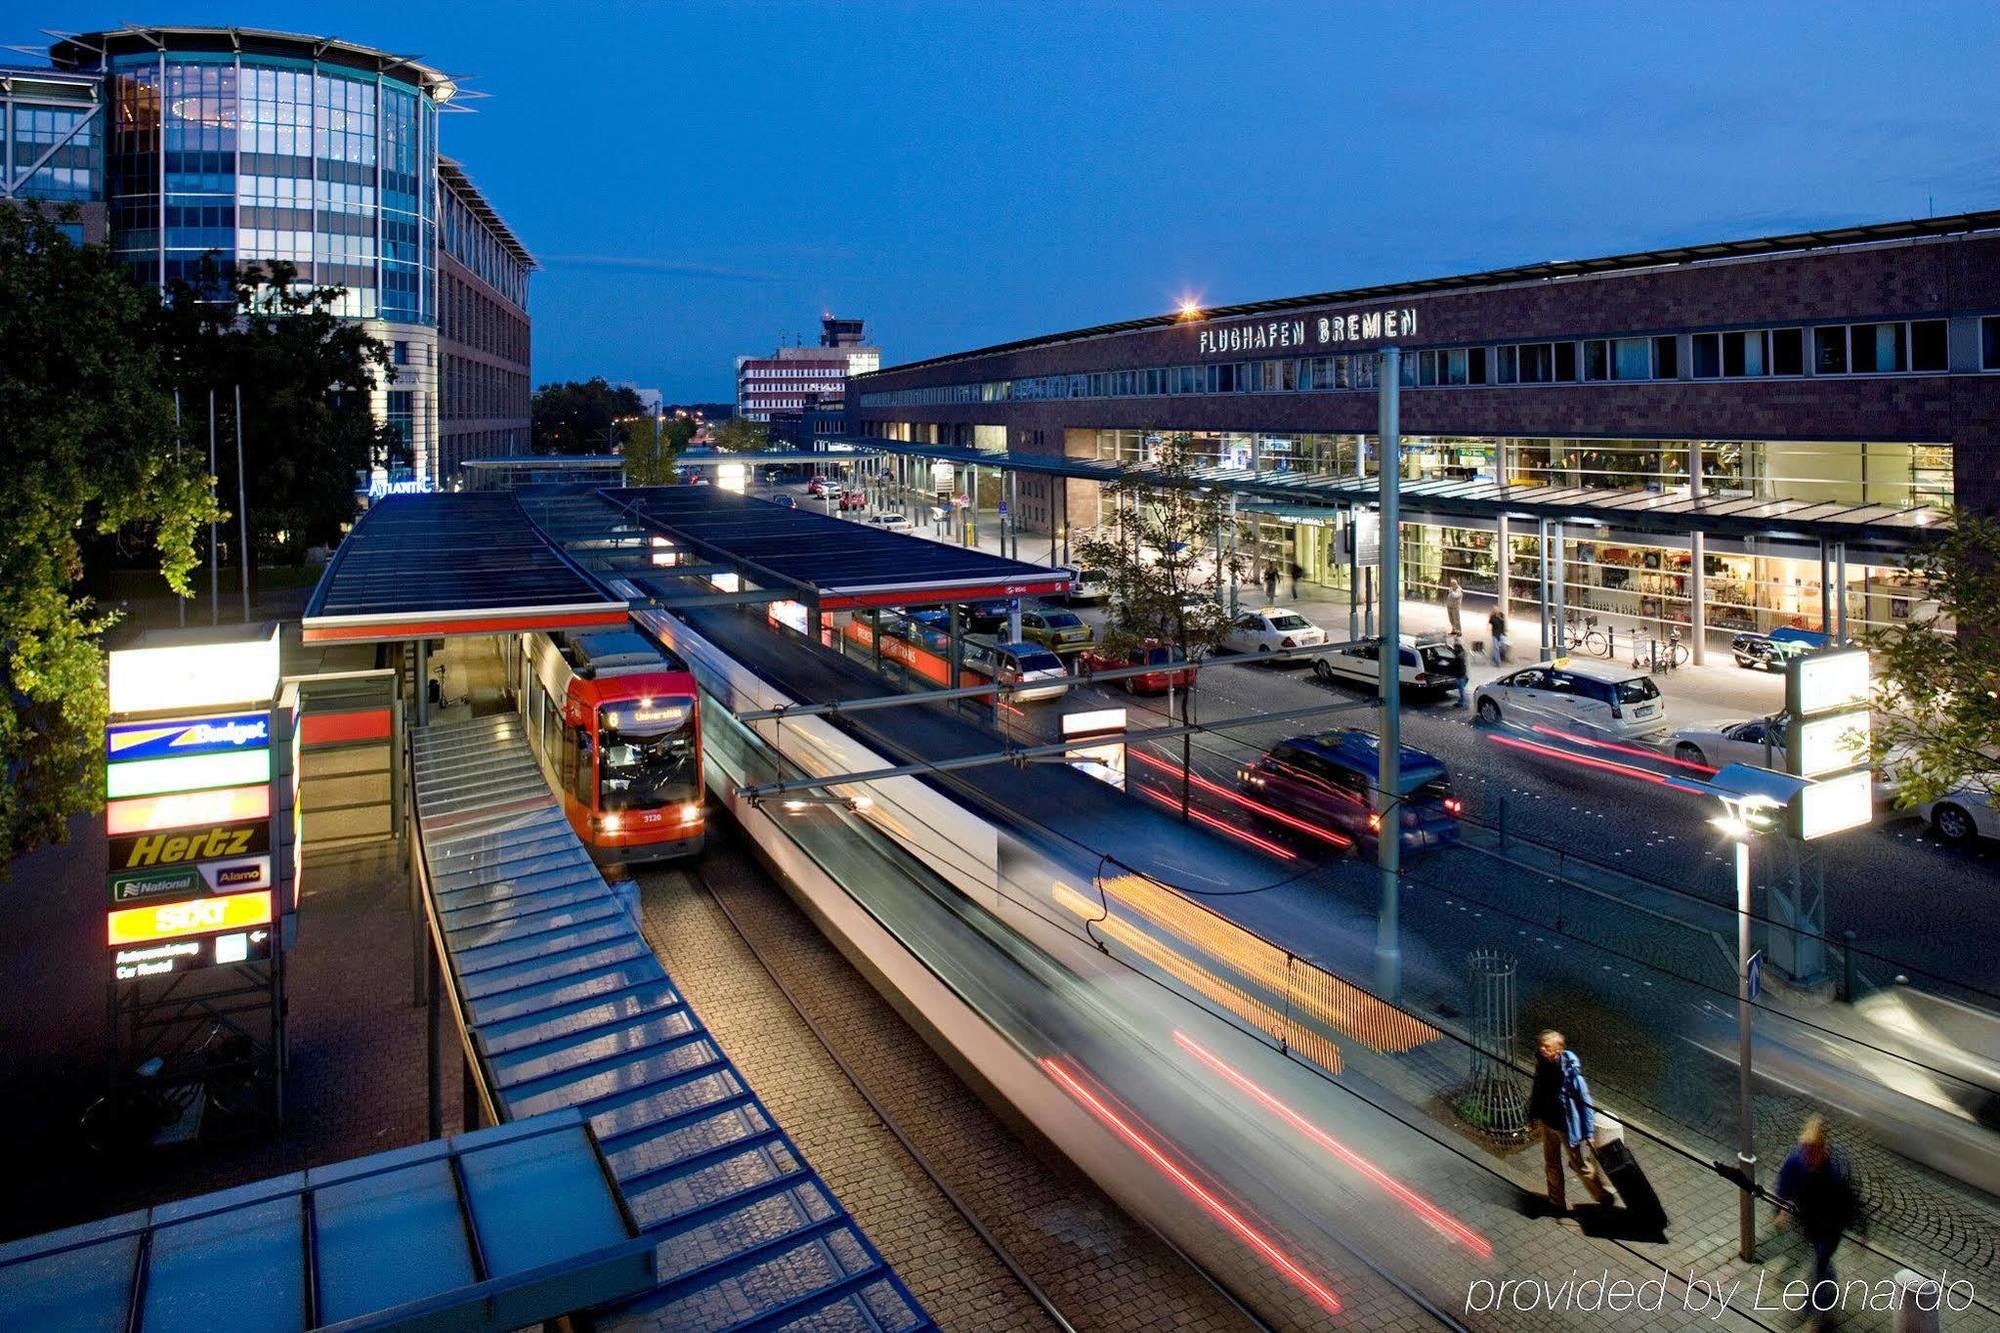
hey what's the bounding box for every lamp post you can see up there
[1713,804,1766,1264]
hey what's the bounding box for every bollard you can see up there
[1892,1269,1942,1333]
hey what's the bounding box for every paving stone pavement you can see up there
[635,833,1271,1331]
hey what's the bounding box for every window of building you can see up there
[1984,316,2000,371]
[393,340,410,366]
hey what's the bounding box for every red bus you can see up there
[516,628,705,864]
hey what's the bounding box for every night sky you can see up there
[33,2,2000,399]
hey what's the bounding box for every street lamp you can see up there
[1706,762,1811,1262]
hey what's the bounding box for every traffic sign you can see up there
[1746,949,1763,1002]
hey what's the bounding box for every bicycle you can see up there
[1632,627,1688,674]
[81,1025,263,1157]
[1562,613,1613,659]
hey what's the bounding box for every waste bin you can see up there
[1894,1268,1941,1333]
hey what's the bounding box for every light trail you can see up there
[1488,731,1693,789]
[1040,1055,1344,1317]
[1528,724,1716,774]
[1173,1031,1493,1258]
[1130,747,1354,848]
[1133,781,1298,859]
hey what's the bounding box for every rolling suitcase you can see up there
[1593,1128,1668,1228]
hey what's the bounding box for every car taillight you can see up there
[1367,813,1382,833]
[1444,798,1464,816]
[1281,637,1297,649]
[1610,706,1624,719]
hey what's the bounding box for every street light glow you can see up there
[1176,297,1201,319]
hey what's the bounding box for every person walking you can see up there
[1488,606,1509,666]
[1288,559,1304,600]
[1528,1031,1611,1213]
[1262,561,1279,604]
[1445,579,1464,636]
[1774,1116,1860,1325]
[1447,634,1469,708]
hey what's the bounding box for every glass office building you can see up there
[42,26,482,482]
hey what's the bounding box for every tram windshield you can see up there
[598,698,699,811]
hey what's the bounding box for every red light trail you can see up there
[1488,732,1692,789]
[1173,1031,1493,1258]
[1040,1055,1344,1316]
[1528,724,1717,775]
[1130,747,1352,848]
[1133,781,1298,858]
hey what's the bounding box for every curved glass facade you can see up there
[107,50,436,323]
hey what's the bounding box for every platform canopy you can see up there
[303,493,632,643]
[599,484,1074,609]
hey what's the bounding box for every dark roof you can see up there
[303,492,629,642]
[438,157,535,269]
[599,485,1074,609]
[1295,728,1446,778]
[863,209,2000,378]
[48,25,456,100]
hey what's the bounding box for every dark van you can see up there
[1237,728,1462,853]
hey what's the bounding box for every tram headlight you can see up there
[680,803,702,824]
[600,812,624,832]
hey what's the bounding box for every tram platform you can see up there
[410,713,932,1332]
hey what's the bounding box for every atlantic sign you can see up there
[1196,306,1419,357]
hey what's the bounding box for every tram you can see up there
[514,628,706,864]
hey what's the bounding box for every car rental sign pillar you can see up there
[1376,346,1403,1000]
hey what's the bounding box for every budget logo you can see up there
[109,820,271,871]
[106,711,270,762]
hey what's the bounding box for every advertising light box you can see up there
[108,855,272,906]
[1795,712,1872,780]
[1794,769,1874,840]
[113,927,272,982]
[106,784,271,836]
[1788,647,1870,718]
[105,711,270,762]
[106,888,273,947]
[108,625,280,715]
[105,747,271,799]
[108,818,271,872]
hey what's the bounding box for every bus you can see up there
[515,628,706,864]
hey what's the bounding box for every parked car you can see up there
[1473,660,1668,740]
[1668,714,1790,768]
[960,600,1015,635]
[838,488,868,511]
[867,511,913,531]
[960,638,1071,702]
[1314,635,1457,697]
[1078,640,1191,694]
[1731,626,1827,670]
[805,476,834,497]
[1915,784,2000,846]
[1019,606,1095,655]
[1226,607,1327,657]
[774,493,797,509]
[1237,728,1462,854]
[1065,568,1112,604]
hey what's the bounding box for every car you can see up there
[1313,634,1458,697]
[1731,626,1827,670]
[960,639,1071,702]
[1065,568,1112,604]
[1915,784,2000,846]
[838,488,868,511]
[774,493,797,509]
[1473,659,1668,740]
[1238,728,1462,854]
[1226,607,1327,657]
[867,511,913,531]
[1668,714,1790,769]
[960,599,1015,635]
[1019,606,1095,655]
[879,609,950,654]
[1077,640,1191,694]
[805,476,834,497]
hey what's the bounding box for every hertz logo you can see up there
[110,822,268,870]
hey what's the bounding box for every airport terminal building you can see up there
[846,212,2000,650]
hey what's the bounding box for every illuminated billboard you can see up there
[1794,769,1874,840]
[105,747,271,799]
[106,784,271,836]
[106,712,270,761]
[108,855,272,905]
[107,625,280,715]
[106,889,273,947]
[108,819,271,872]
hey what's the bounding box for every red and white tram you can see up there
[515,628,706,864]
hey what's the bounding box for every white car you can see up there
[1314,634,1459,696]
[1668,714,1789,769]
[1912,782,2000,847]
[1473,659,1668,740]
[866,511,912,531]
[1227,607,1326,657]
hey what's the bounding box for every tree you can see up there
[0,206,218,862]
[158,258,399,566]
[622,414,692,486]
[1075,431,1242,665]
[1867,507,1997,807]
[710,415,771,453]
[532,378,645,454]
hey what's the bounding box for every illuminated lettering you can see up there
[1361,311,1382,339]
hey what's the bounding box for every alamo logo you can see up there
[109,821,271,871]
[215,864,263,886]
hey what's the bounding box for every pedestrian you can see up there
[1445,579,1464,636]
[1262,561,1279,604]
[1288,559,1303,600]
[1447,634,1469,708]
[1488,606,1509,666]
[1774,1116,1860,1324]
[1528,1031,1612,1213]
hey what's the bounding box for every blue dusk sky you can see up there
[27,2,2000,399]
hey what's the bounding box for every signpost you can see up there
[1771,644,1873,983]
[101,624,297,1141]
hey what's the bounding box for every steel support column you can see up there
[1550,520,1567,656]
[1494,513,1511,633]
[1818,540,1833,636]
[414,638,430,727]
[1376,347,1403,1001]
[1537,520,1551,658]
[1689,442,1707,665]
[1834,542,1849,642]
